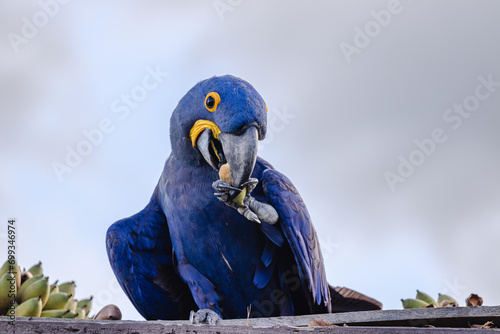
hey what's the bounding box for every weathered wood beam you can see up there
[222,306,500,328]
[0,306,498,333]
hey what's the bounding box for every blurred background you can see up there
[1,0,499,320]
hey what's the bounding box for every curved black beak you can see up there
[196,125,259,200]
[218,126,259,190]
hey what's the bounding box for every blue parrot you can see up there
[106,75,381,323]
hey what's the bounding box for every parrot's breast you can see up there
[158,156,275,318]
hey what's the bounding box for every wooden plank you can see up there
[221,306,500,328]
[1,306,499,333]
[0,317,499,334]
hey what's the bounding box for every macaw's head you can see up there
[170,75,267,193]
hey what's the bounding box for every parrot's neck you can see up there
[164,150,219,185]
[158,153,220,213]
[169,127,206,168]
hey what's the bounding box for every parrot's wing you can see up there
[106,189,196,320]
[261,168,331,313]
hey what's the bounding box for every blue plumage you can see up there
[107,75,379,320]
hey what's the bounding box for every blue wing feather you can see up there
[260,166,331,312]
[253,253,277,289]
[260,240,275,267]
[259,221,285,247]
[106,188,196,319]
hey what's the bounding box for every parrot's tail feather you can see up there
[329,286,382,313]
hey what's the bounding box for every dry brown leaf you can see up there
[481,321,494,329]
[465,293,483,307]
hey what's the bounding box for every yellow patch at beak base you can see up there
[189,120,221,147]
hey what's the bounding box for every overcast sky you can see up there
[1,0,499,320]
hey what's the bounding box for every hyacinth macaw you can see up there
[106,75,381,323]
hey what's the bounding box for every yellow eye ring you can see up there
[205,92,221,112]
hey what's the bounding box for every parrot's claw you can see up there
[241,178,259,193]
[238,206,261,224]
[213,179,271,224]
[214,192,229,202]
[212,180,244,209]
[189,309,220,325]
[212,180,241,193]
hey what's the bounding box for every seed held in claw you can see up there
[232,187,247,207]
[219,163,231,183]
[218,163,246,206]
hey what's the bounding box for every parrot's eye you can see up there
[206,97,215,108]
[205,92,220,112]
